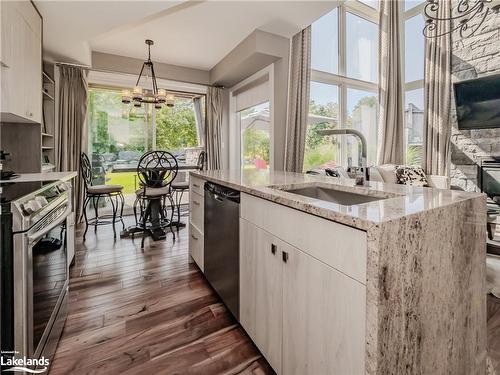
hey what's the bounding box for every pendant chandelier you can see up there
[423,0,500,39]
[121,39,174,108]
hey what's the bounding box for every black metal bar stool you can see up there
[133,151,178,248]
[80,152,125,240]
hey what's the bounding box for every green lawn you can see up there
[105,172,138,195]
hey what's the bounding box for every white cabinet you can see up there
[0,0,42,123]
[282,242,366,375]
[240,194,367,375]
[240,218,282,373]
[189,181,205,271]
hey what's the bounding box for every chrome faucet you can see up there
[317,129,369,184]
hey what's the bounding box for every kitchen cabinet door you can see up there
[239,218,282,373]
[0,2,26,119]
[24,20,42,123]
[282,242,367,375]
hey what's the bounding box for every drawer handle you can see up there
[271,244,277,255]
[282,251,288,263]
[193,201,200,206]
[193,184,200,188]
[191,234,199,241]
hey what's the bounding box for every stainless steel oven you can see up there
[3,180,72,371]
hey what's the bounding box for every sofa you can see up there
[369,164,450,189]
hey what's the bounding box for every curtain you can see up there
[284,26,311,173]
[377,0,405,165]
[205,86,224,170]
[193,97,205,146]
[423,0,451,176]
[56,65,88,222]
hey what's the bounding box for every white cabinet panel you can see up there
[189,190,204,233]
[241,193,367,284]
[0,0,41,123]
[282,243,366,375]
[188,224,203,272]
[240,218,282,373]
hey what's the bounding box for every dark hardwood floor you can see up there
[49,218,273,375]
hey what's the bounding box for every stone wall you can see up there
[450,8,500,191]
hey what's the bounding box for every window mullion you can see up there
[339,4,347,78]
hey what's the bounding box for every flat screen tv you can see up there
[454,73,500,130]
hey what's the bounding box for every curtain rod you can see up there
[55,61,91,69]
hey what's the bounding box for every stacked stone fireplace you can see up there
[450,8,500,191]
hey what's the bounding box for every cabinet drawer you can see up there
[190,175,205,196]
[241,193,367,284]
[190,191,204,233]
[189,224,203,271]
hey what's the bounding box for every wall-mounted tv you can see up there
[454,73,500,130]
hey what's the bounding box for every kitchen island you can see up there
[188,169,486,375]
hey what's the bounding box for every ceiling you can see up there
[35,1,338,70]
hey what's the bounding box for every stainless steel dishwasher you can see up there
[204,182,240,320]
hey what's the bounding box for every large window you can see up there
[239,102,271,170]
[87,87,205,209]
[306,2,379,172]
[403,1,425,165]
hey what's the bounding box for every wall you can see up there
[211,30,290,171]
[0,123,41,173]
[92,51,211,86]
[450,9,500,191]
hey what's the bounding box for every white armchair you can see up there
[369,164,450,189]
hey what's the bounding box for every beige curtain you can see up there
[423,0,451,176]
[377,0,405,165]
[285,26,311,173]
[193,97,205,146]
[56,65,88,222]
[205,86,223,170]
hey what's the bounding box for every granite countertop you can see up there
[191,169,485,231]
[0,171,77,183]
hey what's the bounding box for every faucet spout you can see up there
[316,128,369,183]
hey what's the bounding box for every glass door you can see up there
[87,87,154,211]
[238,101,270,170]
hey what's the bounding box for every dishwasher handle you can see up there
[205,182,240,204]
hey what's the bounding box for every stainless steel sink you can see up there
[281,186,389,206]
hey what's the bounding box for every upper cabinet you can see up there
[0,1,42,123]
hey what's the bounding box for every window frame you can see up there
[229,65,275,171]
[309,2,379,167]
[401,1,426,164]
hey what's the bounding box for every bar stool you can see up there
[134,151,178,248]
[172,151,206,227]
[81,152,125,240]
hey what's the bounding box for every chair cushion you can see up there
[172,181,189,190]
[395,166,429,187]
[88,184,123,194]
[136,186,171,197]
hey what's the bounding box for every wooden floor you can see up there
[49,218,273,375]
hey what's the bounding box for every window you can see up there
[87,87,205,211]
[230,67,272,170]
[402,2,425,164]
[305,82,339,171]
[240,102,270,170]
[307,4,379,172]
[311,8,339,75]
[346,12,378,83]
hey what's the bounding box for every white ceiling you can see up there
[35,1,338,70]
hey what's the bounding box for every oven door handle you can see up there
[27,203,72,243]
